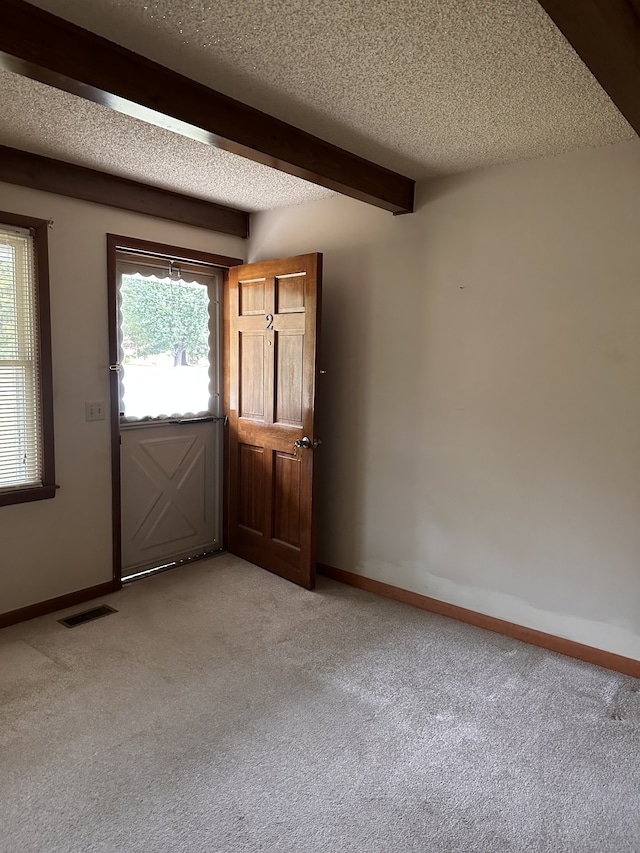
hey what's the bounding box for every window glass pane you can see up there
[0,244,18,359]
[0,225,41,490]
[120,273,212,419]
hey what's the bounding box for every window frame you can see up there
[0,211,56,507]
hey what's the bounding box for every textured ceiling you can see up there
[1,0,635,211]
[0,70,336,212]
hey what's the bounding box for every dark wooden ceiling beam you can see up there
[0,146,249,238]
[0,0,415,215]
[536,0,640,137]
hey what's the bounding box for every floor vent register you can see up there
[58,605,118,628]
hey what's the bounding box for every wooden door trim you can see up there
[106,236,122,589]
[107,234,243,269]
[107,234,244,585]
[223,271,231,552]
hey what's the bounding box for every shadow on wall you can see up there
[351,236,432,580]
[315,247,372,571]
[414,173,477,209]
[316,237,433,580]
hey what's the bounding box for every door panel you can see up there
[239,279,266,315]
[120,421,221,575]
[239,333,266,419]
[276,274,306,313]
[275,332,305,425]
[273,451,302,547]
[227,253,322,589]
[237,443,265,534]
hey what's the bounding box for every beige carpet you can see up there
[1,553,639,852]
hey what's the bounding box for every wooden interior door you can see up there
[226,254,322,589]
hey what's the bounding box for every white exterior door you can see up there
[116,252,223,578]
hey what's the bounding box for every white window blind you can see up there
[0,223,43,491]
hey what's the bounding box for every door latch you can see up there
[293,437,322,450]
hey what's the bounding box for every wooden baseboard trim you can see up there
[317,564,640,679]
[0,581,119,629]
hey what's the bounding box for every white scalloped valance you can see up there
[116,251,221,422]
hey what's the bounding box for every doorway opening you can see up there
[107,236,243,585]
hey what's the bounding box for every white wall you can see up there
[250,139,640,659]
[0,183,244,613]
[4,140,640,660]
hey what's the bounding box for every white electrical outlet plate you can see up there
[85,401,105,421]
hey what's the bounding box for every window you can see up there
[0,212,55,506]
[116,252,221,421]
